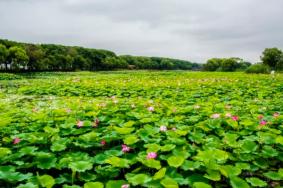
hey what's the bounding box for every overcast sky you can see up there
[0,0,282,63]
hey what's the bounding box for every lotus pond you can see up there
[0,71,283,188]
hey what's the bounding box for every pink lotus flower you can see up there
[258,115,264,120]
[101,140,106,146]
[148,106,154,112]
[111,96,116,99]
[66,108,72,113]
[260,120,267,126]
[77,120,84,128]
[147,152,157,159]
[225,113,232,118]
[172,127,177,131]
[160,125,167,132]
[273,112,280,118]
[172,108,177,113]
[13,138,20,144]
[231,116,239,121]
[121,184,130,188]
[211,113,220,119]
[122,144,130,153]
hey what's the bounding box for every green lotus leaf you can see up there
[263,171,282,180]
[63,185,81,188]
[235,163,250,170]
[246,177,267,187]
[142,159,161,169]
[104,156,130,168]
[84,182,104,188]
[261,145,278,157]
[223,133,239,147]
[16,182,38,188]
[160,177,179,188]
[219,165,241,178]
[51,142,67,152]
[93,154,108,164]
[144,143,160,152]
[79,172,97,182]
[153,168,166,180]
[0,147,11,158]
[35,152,57,169]
[167,156,185,168]
[126,173,152,186]
[19,146,38,156]
[160,144,176,152]
[193,182,212,188]
[114,126,134,134]
[181,161,201,171]
[79,132,99,142]
[69,161,93,172]
[123,135,139,145]
[195,149,228,164]
[204,169,221,181]
[275,136,283,145]
[230,176,250,188]
[106,180,127,188]
[240,140,258,153]
[123,121,135,127]
[38,175,55,188]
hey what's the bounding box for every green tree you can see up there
[221,58,238,72]
[25,44,45,70]
[160,59,174,70]
[204,58,222,71]
[275,53,283,70]
[0,44,8,70]
[8,46,29,71]
[261,48,282,69]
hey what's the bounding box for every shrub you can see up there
[245,63,270,74]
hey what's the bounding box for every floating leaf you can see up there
[167,156,185,168]
[38,175,55,188]
[69,161,93,172]
[153,168,166,180]
[84,182,104,188]
[263,171,282,180]
[193,182,212,188]
[230,176,250,188]
[126,173,152,186]
[246,177,267,187]
[123,135,139,145]
[104,156,130,168]
[160,177,179,188]
[106,180,127,188]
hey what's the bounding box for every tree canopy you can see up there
[0,39,200,72]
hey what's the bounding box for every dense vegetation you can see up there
[0,39,200,72]
[1,38,282,73]
[0,71,282,188]
[203,48,283,73]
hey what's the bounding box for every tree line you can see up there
[1,38,282,72]
[203,48,283,72]
[0,39,201,72]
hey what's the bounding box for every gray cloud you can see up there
[0,0,283,62]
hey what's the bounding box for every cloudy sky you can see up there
[0,0,282,63]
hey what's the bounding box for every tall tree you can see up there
[25,44,45,70]
[8,46,29,71]
[261,48,282,69]
[0,44,8,70]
